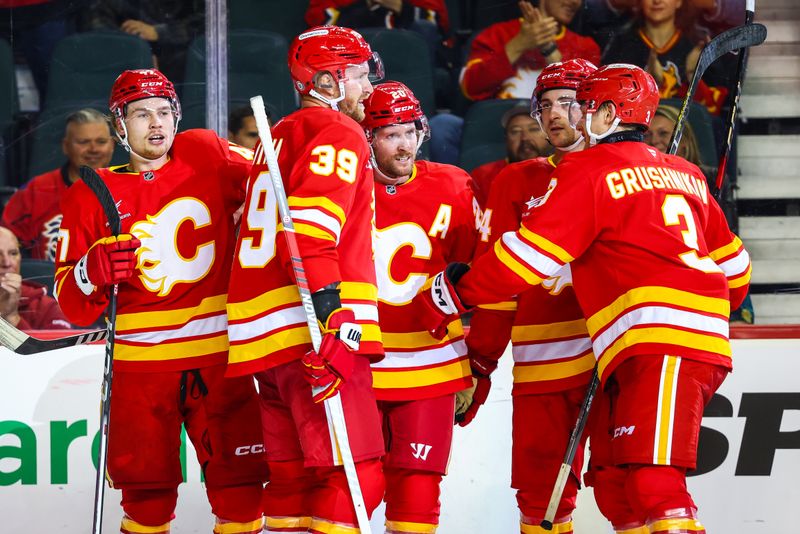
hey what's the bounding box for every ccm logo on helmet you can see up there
[141,81,164,88]
[393,105,414,112]
[234,444,265,456]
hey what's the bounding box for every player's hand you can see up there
[455,376,491,426]
[121,19,159,41]
[412,262,472,340]
[302,308,362,403]
[75,234,141,296]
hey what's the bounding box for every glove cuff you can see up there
[74,254,96,296]
[470,354,497,378]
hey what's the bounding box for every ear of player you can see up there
[301,307,363,403]
[413,262,472,340]
[74,234,141,297]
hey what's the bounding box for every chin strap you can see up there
[585,112,621,146]
[561,134,585,152]
[310,80,346,111]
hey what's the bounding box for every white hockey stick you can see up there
[0,317,107,354]
[250,95,372,533]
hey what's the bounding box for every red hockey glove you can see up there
[413,262,472,339]
[74,234,141,296]
[302,308,362,403]
[455,353,498,426]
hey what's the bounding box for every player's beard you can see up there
[340,95,366,122]
[375,149,414,185]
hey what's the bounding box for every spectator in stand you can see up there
[83,0,204,86]
[305,0,451,59]
[645,103,709,175]
[470,102,552,207]
[227,105,259,150]
[602,0,728,114]
[0,226,70,330]
[3,108,114,261]
[0,0,70,101]
[429,0,599,164]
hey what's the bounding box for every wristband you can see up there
[539,42,558,57]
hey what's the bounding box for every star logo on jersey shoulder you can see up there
[524,177,559,211]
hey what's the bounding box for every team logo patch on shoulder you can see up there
[525,177,558,210]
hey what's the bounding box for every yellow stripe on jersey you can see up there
[114,333,228,362]
[116,294,227,330]
[597,328,730,377]
[372,360,470,389]
[728,263,752,288]
[512,318,589,342]
[264,516,312,530]
[494,238,545,285]
[120,518,170,533]
[518,226,575,264]
[382,321,464,349]
[308,518,360,534]
[512,352,595,383]
[709,236,743,261]
[385,520,438,533]
[340,281,378,301]
[648,517,705,533]
[213,518,264,533]
[477,301,518,311]
[287,195,345,226]
[230,325,310,363]
[227,286,300,321]
[288,221,337,242]
[654,356,680,465]
[586,286,730,336]
[521,518,574,533]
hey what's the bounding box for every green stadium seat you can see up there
[27,102,128,179]
[182,30,297,122]
[459,98,523,156]
[179,98,282,132]
[21,258,55,296]
[228,0,307,43]
[0,39,18,134]
[360,28,436,117]
[44,31,154,111]
[459,143,505,173]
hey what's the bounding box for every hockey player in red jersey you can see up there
[362,81,477,534]
[54,69,267,534]
[226,26,386,533]
[416,64,751,534]
[460,58,596,534]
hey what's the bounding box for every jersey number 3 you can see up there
[662,195,721,274]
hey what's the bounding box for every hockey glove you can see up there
[414,262,472,339]
[302,308,362,403]
[74,234,141,296]
[455,354,497,426]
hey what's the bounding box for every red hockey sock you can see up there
[384,468,442,532]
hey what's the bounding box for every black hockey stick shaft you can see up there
[713,0,756,201]
[540,369,600,529]
[79,165,121,534]
[667,19,767,158]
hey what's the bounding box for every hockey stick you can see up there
[540,369,600,530]
[667,16,767,157]
[0,317,107,354]
[78,165,121,534]
[250,96,373,533]
[713,0,757,200]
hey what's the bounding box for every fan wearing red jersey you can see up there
[361,81,477,534]
[417,64,751,534]
[54,69,267,534]
[226,26,386,534]
[460,58,596,534]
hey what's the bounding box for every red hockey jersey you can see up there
[3,166,70,260]
[458,142,751,383]
[467,157,594,396]
[470,158,507,209]
[227,107,382,376]
[54,130,251,372]
[373,161,476,401]
[460,20,600,101]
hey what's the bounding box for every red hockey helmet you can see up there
[288,25,383,95]
[109,69,181,128]
[576,63,659,128]
[361,81,429,144]
[534,58,598,100]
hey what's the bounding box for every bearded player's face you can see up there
[123,97,176,161]
[338,63,373,122]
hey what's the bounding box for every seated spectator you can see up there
[602,0,727,114]
[0,226,70,330]
[644,103,713,178]
[471,102,552,207]
[228,105,259,150]
[460,0,600,101]
[83,0,204,86]
[430,0,598,164]
[3,108,114,260]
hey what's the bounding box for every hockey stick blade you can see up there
[0,316,107,355]
[667,22,767,156]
